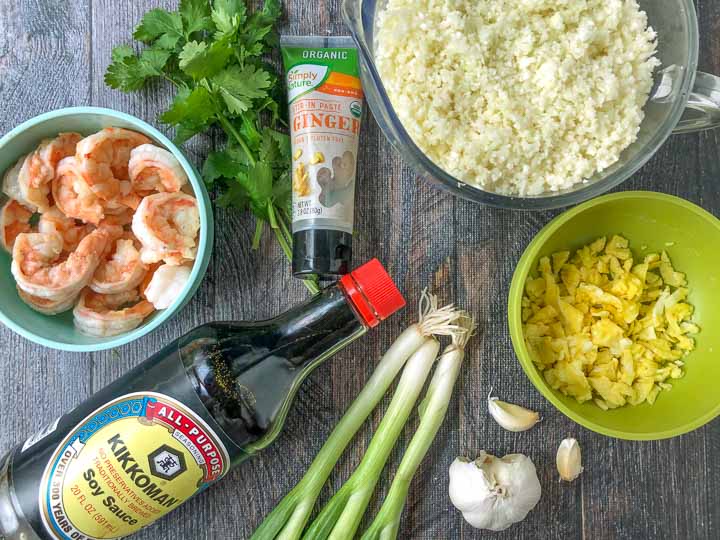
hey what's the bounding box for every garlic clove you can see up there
[487,391,540,432]
[556,437,583,482]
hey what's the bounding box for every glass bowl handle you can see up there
[673,72,720,134]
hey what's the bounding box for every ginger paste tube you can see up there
[281,36,364,279]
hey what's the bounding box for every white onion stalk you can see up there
[251,292,463,540]
[360,315,476,540]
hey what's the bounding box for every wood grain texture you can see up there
[0,0,94,479]
[0,0,719,539]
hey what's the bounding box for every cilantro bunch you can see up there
[105,0,319,294]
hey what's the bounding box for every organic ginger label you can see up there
[282,40,364,234]
[39,392,229,540]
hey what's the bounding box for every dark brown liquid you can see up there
[179,285,365,455]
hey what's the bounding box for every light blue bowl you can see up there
[0,107,213,351]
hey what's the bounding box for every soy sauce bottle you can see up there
[0,259,404,540]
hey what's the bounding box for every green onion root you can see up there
[360,314,476,540]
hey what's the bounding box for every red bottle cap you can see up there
[340,259,406,328]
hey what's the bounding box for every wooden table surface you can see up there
[1,1,719,539]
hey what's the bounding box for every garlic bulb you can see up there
[556,438,583,481]
[448,452,542,531]
[487,391,540,432]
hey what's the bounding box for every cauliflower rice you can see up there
[375,0,660,196]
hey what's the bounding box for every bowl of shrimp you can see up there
[0,107,213,351]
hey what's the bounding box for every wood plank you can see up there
[0,0,718,539]
[0,0,93,457]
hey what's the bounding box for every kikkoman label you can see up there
[38,392,229,540]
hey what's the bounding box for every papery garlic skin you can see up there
[487,392,540,432]
[448,452,541,531]
[556,438,583,482]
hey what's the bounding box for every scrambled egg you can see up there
[522,235,699,410]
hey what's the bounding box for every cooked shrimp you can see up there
[17,286,78,315]
[103,180,141,215]
[96,225,124,260]
[99,208,134,228]
[132,192,200,265]
[73,288,154,337]
[143,263,192,309]
[12,227,110,300]
[138,262,161,296]
[90,237,147,294]
[1,199,34,252]
[19,132,82,212]
[53,157,105,225]
[2,155,37,211]
[129,144,188,194]
[38,206,94,253]
[75,128,151,200]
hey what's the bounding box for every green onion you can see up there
[251,293,463,540]
[303,338,441,540]
[360,315,476,540]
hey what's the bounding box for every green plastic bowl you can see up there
[509,191,720,440]
[0,107,213,352]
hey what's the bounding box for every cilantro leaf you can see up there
[241,162,274,217]
[178,41,208,72]
[211,0,247,38]
[180,0,213,36]
[217,180,250,210]
[203,148,247,183]
[111,45,135,62]
[215,161,274,219]
[225,136,256,166]
[179,39,233,79]
[105,45,172,91]
[212,65,271,114]
[237,112,263,150]
[272,169,292,215]
[140,47,173,72]
[237,24,273,58]
[105,48,146,91]
[161,85,222,144]
[259,0,282,25]
[175,122,208,145]
[133,9,184,50]
[256,96,282,124]
[161,86,217,127]
[259,128,290,166]
[247,0,282,48]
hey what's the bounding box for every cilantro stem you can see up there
[216,115,256,167]
[276,209,293,246]
[233,50,244,68]
[252,219,264,250]
[273,221,292,261]
[161,73,181,88]
[267,201,279,229]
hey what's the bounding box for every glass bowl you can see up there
[343,0,720,209]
